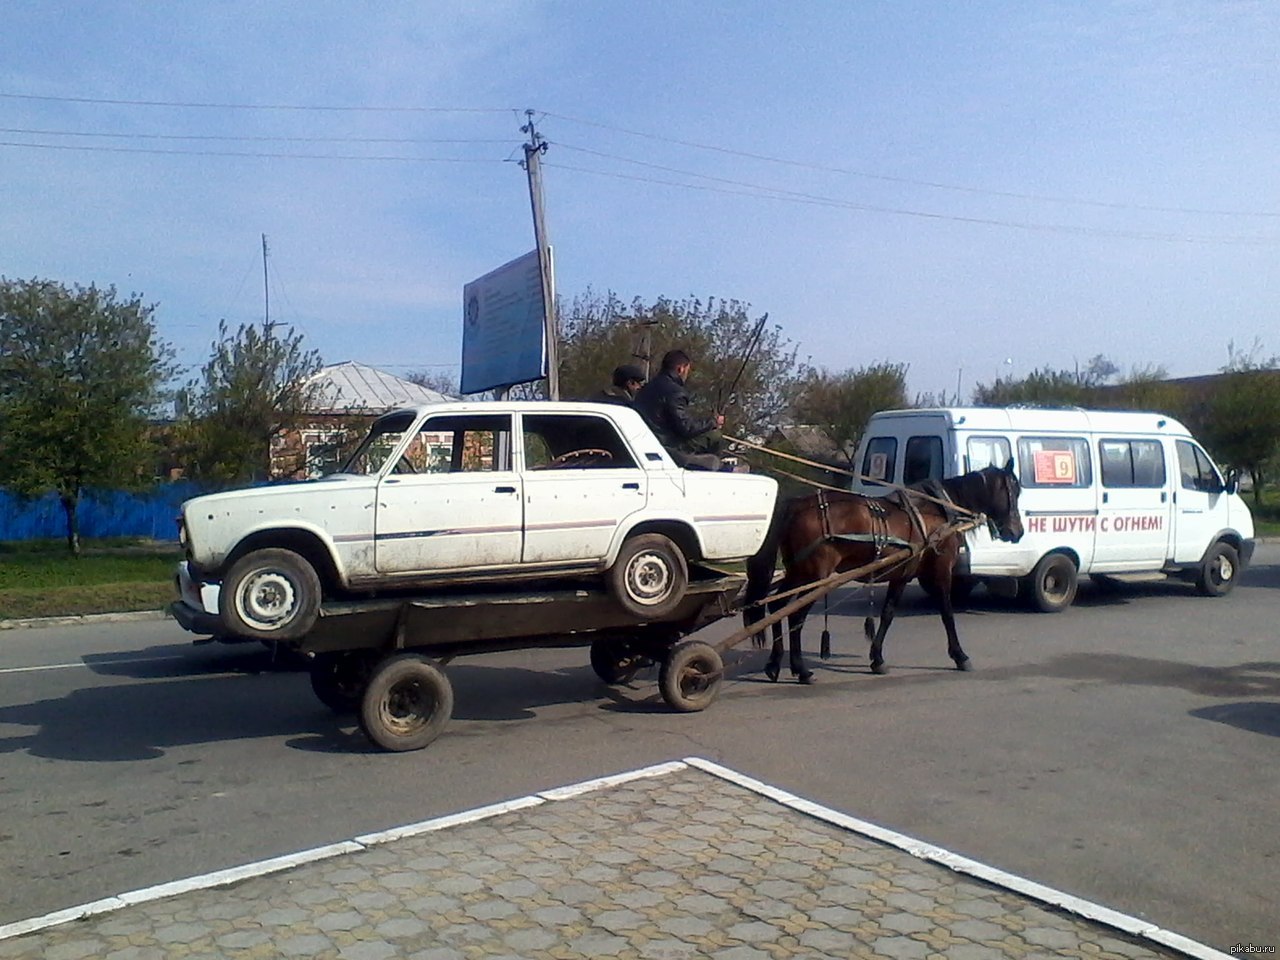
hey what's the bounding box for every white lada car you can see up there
[175,401,778,641]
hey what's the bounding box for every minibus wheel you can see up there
[1027,553,1078,613]
[1195,542,1239,597]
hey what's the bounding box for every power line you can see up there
[0,126,518,145]
[545,160,1280,246]
[0,140,507,163]
[542,110,1280,219]
[0,91,514,114]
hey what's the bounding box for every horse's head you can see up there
[980,458,1024,543]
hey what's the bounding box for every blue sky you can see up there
[3,1,1277,400]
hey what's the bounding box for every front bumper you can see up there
[171,561,224,636]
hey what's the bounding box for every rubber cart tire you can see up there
[1196,541,1240,597]
[607,534,689,620]
[309,651,375,714]
[590,636,649,685]
[1026,553,1078,613]
[219,547,321,641]
[659,640,723,713]
[358,654,453,752]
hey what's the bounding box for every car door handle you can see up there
[622,482,640,490]
[494,485,516,494]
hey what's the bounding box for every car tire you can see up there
[607,534,689,620]
[358,654,453,752]
[1026,553,1078,613]
[1195,541,1240,597]
[219,548,322,641]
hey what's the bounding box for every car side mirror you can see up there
[1223,470,1239,495]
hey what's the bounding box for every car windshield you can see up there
[339,411,417,475]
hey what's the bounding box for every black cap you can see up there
[614,363,647,384]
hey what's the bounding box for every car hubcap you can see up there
[627,552,671,605]
[237,571,296,628]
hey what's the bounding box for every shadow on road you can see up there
[978,652,1280,699]
[1189,701,1280,738]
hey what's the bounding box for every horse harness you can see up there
[792,487,945,567]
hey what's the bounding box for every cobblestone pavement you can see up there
[1,761,1219,960]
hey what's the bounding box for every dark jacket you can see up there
[634,370,715,446]
[594,385,634,405]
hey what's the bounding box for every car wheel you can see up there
[358,654,453,752]
[1026,553,1078,613]
[1196,542,1240,597]
[659,640,723,712]
[607,534,689,620]
[219,548,322,641]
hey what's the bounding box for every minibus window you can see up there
[1177,441,1223,493]
[1017,436,1092,488]
[967,436,1011,472]
[904,436,944,484]
[1099,439,1165,488]
[1131,441,1166,487]
[861,437,897,486]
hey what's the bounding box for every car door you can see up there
[1172,440,1227,564]
[374,413,523,574]
[519,411,648,564]
[1092,438,1172,570]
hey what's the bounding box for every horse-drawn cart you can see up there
[171,565,752,752]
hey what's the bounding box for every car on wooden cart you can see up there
[175,400,778,642]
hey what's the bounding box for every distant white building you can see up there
[306,360,454,414]
[277,361,455,478]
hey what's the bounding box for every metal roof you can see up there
[307,361,454,414]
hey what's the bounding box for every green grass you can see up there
[0,539,181,620]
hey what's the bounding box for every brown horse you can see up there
[743,462,1024,683]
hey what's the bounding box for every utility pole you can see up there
[631,316,659,379]
[261,233,272,341]
[521,110,559,400]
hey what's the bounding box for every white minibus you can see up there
[849,407,1256,611]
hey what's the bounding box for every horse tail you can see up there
[743,496,792,646]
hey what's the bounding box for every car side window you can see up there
[861,437,897,486]
[408,414,513,474]
[1017,436,1092,488]
[521,414,638,470]
[903,436,943,484]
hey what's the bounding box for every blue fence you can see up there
[0,482,208,542]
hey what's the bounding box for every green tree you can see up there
[557,289,808,435]
[0,277,177,555]
[789,362,909,465]
[179,320,324,484]
[1192,342,1280,506]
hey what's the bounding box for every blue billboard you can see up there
[460,249,549,394]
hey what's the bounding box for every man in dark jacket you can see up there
[634,349,725,470]
[595,363,646,405]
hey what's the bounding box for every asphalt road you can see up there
[2,548,1277,951]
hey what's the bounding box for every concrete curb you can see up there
[0,609,170,631]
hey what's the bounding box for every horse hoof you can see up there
[870,661,889,675]
[764,663,781,683]
[797,671,816,685]
[955,658,973,672]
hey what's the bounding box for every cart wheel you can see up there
[310,651,374,714]
[659,640,723,713]
[358,653,453,752]
[589,636,652,685]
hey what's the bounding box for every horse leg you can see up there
[788,603,815,684]
[868,579,908,675]
[938,586,971,672]
[765,616,785,682]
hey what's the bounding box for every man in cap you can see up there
[596,363,647,405]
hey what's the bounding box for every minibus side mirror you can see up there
[1223,470,1239,495]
